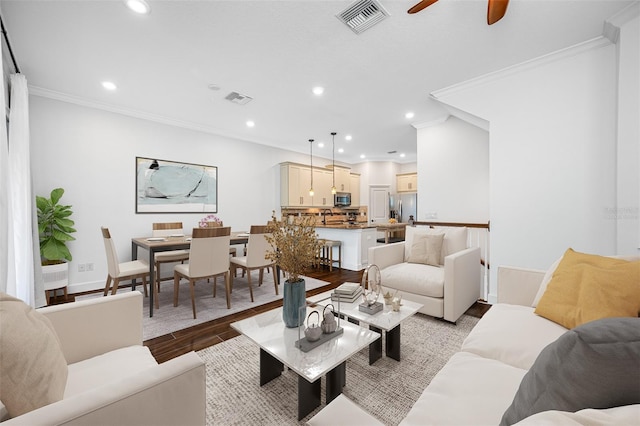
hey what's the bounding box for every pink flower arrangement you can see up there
[198,214,222,228]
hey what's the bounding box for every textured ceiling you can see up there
[1,0,634,163]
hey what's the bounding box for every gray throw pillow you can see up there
[500,317,640,426]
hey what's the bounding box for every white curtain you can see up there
[4,74,44,307]
[0,53,8,297]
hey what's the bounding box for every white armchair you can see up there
[368,226,481,323]
[2,292,206,425]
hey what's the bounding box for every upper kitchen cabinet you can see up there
[313,168,333,207]
[333,166,351,193]
[397,172,417,193]
[350,173,360,207]
[281,163,313,207]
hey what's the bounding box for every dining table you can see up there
[131,231,251,317]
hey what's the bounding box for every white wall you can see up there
[416,116,489,222]
[29,96,311,293]
[351,161,401,208]
[615,13,640,253]
[433,36,629,302]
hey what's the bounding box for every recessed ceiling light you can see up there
[405,112,415,119]
[338,148,344,153]
[124,0,151,14]
[312,86,324,96]
[246,120,255,128]
[360,154,366,159]
[208,84,221,91]
[318,142,324,148]
[400,153,406,158]
[345,135,352,141]
[101,81,117,91]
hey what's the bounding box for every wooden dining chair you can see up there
[229,225,278,302]
[173,226,231,319]
[101,227,150,296]
[151,222,190,305]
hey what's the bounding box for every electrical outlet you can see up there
[86,263,94,272]
[78,263,86,272]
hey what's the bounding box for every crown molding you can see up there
[441,105,489,131]
[604,1,639,43]
[411,114,450,129]
[430,36,612,102]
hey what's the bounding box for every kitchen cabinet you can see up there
[397,173,417,193]
[350,173,360,207]
[315,226,377,270]
[280,163,312,207]
[313,168,333,207]
[333,166,351,193]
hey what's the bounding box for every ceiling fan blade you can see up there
[407,0,439,14]
[487,0,509,25]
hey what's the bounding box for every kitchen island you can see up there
[315,224,378,271]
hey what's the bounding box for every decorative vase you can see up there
[283,279,306,328]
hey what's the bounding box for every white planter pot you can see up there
[42,262,69,291]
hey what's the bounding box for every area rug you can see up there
[197,313,479,425]
[77,274,329,341]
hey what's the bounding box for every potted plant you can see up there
[36,188,76,290]
[265,211,320,327]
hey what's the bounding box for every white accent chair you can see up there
[368,225,481,323]
[174,226,232,319]
[2,292,205,425]
[229,225,278,302]
[101,227,150,297]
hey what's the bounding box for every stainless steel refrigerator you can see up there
[389,192,417,223]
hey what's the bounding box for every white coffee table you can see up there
[231,306,380,420]
[308,289,423,364]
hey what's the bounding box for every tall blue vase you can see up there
[283,279,306,328]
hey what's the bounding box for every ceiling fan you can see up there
[408,0,509,25]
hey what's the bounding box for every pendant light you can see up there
[330,132,337,195]
[309,139,315,196]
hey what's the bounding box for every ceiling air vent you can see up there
[225,91,253,105]
[336,0,390,35]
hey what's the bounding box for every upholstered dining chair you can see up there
[101,227,150,296]
[151,222,190,304]
[173,226,231,319]
[229,225,278,302]
[204,221,237,257]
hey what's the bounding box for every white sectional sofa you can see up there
[400,260,640,425]
[0,291,206,425]
[368,225,481,323]
[309,254,640,426]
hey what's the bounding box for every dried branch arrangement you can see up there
[265,211,321,283]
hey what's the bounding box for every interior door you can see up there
[369,185,389,225]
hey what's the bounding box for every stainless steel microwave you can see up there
[334,192,351,207]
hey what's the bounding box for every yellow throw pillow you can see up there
[0,293,68,417]
[534,249,640,329]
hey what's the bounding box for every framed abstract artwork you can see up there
[136,157,218,213]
